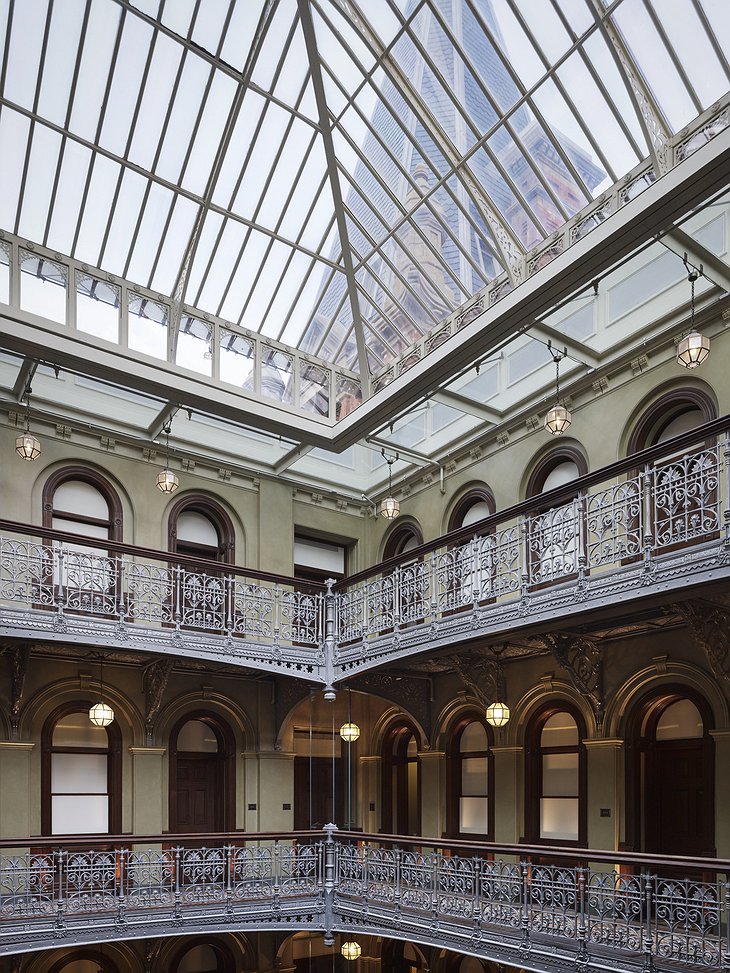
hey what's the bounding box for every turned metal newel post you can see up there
[642,873,654,971]
[642,462,654,573]
[323,822,338,946]
[323,578,337,700]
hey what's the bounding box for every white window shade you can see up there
[177,510,219,546]
[542,462,579,493]
[52,794,108,834]
[542,753,579,796]
[294,537,345,574]
[52,752,107,793]
[460,500,492,527]
[460,796,488,833]
[540,798,579,841]
[54,479,109,519]
[461,756,488,796]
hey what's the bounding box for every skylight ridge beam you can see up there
[430,0,575,223]
[586,0,670,177]
[326,0,526,284]
[298,0,371,391]
[549,0,646,165]
[322,57,492,289]
[404,4,569,233]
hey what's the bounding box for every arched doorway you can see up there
[381,720,420,836]
[171,940,235,972]
[47,951,120,973]
[627,688,715,857]
[169,712,236,833]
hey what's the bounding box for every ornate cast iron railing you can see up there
[0,830,728,971]
[1,419,729,679]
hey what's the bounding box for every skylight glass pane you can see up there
[610,0,697,132]
[261,251,317,342]
[99,168,148,276]
[99,15,154,157]
[219,329,255,388]
[272,18,310,110]
[300,362,330,417]
[699,0,730,54]
[0,109,29,231]
[76,273,120,343]
[190,0,231,55]
[213,89,267,209]
[261,345,293,404]
[74,155,122,266]
[489,0,544,89]
[231,103,292,220]
[197,218,249,318]
[184,210,225,304]
[177,314,213,376]
[255,119,318,231]
[128,34,185,172]
[649,0,727,109]
[37,0,85,126]
[125,182,174,284]
[159,0,196,38]
[17,125,62,244]
[251,2,297,93]
[128,293,169,360]
[3,0,47,111]
[277,139,331,245]
[246,240,294,334]
[69,1,123,142]
[183,69,237,195]
[336,375,362,418]
[20,249,67,325]
[220,0,266,72]
[150,194,199,295]
[512,0,572,64]
[0,242,11,304]
[155,56,209,185]
[581,33,647,154]
[468,147,541,248]
[45,140,93,255]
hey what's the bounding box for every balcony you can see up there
[0,830,728,971]
[1,418,729,683]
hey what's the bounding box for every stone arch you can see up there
[508,677,598,747]
[154,689,255,751]
[444,483,496,534]
[380,517,424,561]
[523,442,589,501]
[623,379,717,457]
[38,461,132,542]
[166,491,241,563]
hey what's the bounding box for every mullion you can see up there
[689,0,730,83]
[13,0,55,237]
[549,0,645,162]
[503,0,617,182]
[41,0,93,248]
[642,0,703,116]
[464,0,592,201]
[426,1,574,223]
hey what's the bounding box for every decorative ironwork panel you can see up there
[437,854,476,919]
[482,526,521,598]
[399,850,433,912]
[279,590,321,646]
[127,562,174,624]
[0,853,56,918]
[652,876,724,968]
[365,575,396,634]
[179,570,226,630]
[527,503,578,585]
[337,844,366,896]
[478,859,522,927]
[232,581,273,639]
[363,848,398,904]
[179,847,226,905]
[653,447,721,548]
[0,538,53,607]
[126,849,175,910]
[279,842,322,895]
[336,586,365,644]
[63,851,118,914]
[231,846,275,899]
[397,561,429,626]
[586,871,644,953]
[586,477,643,565]
[58,549,119,616]
[435,546,474,613]
[528,865,579,939]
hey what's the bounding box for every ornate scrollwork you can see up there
[537,633,603,722]
[446,652,502,710]
[670,600,730,692]
[143,658,174,742]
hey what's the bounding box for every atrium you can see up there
[0,0,730,971]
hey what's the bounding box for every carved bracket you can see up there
[446,652,501,711]
[3,644,31,740]
[671,600,730,693]
[143,658,174,743]
[538,633,603,723]
[349,671,433,740]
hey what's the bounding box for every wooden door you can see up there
[650,740,710,857]
[176,755,221,833]
[294,756,342,830]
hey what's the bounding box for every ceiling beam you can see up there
[661,227,730,292]
[528,321,601,369]
[274,443,314,475]
[146,402,178,441]
[11,358,38,401]
[431,390,502,424]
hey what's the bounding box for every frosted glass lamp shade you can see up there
[340,722,361,743]
[677,330,710,368]
[15,431,41,461]
[89,701,114,727]
[485,701,510,727]
[156,468,179,493]
[544,404,572,435]
[380,495,400,519]
[341,942,362,961]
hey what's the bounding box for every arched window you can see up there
[525,449,588,587]
[381,720,420,836]
[383,521,423,561]
[447,488,496,533]
[43,467,123,541]
[525,704,586,845]
[448,717,494,839]
[627,388,716,454]
[42,703,122,836]
[169,712,236,834]
[381,940,429,973]
[171,941,234,973]
[626,688,714,857]
[168,496,235,563]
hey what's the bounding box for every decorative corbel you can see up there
[143,658,174,743]
[144,937,162,972]
[447,652,501,710]
[671,600,730,692]
[5,644,31,741]
[538,632,603,724]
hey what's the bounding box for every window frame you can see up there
[447,714,495,841]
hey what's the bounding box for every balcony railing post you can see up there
[430,549,439,622]
[56,546,66,615]
[173,564,182,630]
[723,433,730,552]
[323,822,337,945]
[642,463,654,573]
[274,583,281,646]
[642,873,654,971]
[225,574,233,636]
[173,846,182,921]
[55,849,65,934]
[576,493,587,588]
[576,865,587,961]
[324,579,337,699]
[723,880,730,973]
[225,843,233,916]
[116,847,126,928]
[520,859,531,948]
[519,515,529,599]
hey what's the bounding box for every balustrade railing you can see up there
[0,831,728,969]
[0,420,729,668]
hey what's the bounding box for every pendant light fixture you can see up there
[15,384,41,461]
[380,449,400,520]
[89,656,115,727]
[156,420,179,494]
[341,942,362,961]
[340,688,360,742]
[544,346,571,436]
[677,262,710,368]
[485,660,510,727]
